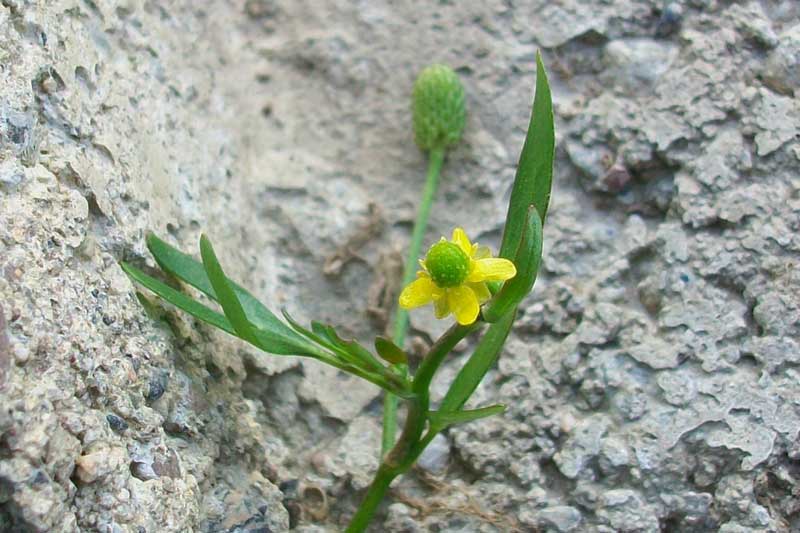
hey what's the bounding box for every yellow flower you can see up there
[399,228,517,325]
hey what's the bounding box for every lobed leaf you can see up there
[283,311,385,373]
[145,233,311,354]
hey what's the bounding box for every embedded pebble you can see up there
[105,414,128,433]
[536,506,583,532]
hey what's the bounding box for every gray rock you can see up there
[0,304,9,387]
[761,24,800,96]
[199,469,289,533]
[537,505,583,532]
[322,416,380,490]
[728,2,779,48]
[655,3,683,38]
[553,416,610,479]
[750,88,800,156]
[74,446,127,484]
[0,0,797,532]
[0,159,25,190]
[417,433,450,475]
[603,38,679,93]
[597,489,659,532]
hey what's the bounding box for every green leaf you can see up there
[439,310,515,413]
[283,311,385,373]
[199,235,260,346]
[121,262,235,335]
[499,51,554,259]
[428,404,506,430]
[311,321,334,343]
[146,233,296,340]
[375,337,408,365]
[283,311,338,351]
[146,233,312,354]
[483,206,543,322]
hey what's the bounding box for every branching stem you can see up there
[349,323,475,532]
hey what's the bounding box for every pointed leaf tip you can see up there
[199,234,260,346]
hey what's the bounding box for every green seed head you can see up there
[426,241,469,288]
[412,64,466,151]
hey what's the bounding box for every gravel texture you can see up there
[1,1,798,532]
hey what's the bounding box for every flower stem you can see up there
[344,464,399,533]
[392,147,446,347]
[381,146,446,456]
[350,324,474,531]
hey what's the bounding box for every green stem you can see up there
[413,323,476,393]
[349,324,476,531]
[381,146,446,455]
[392,147,446,347]
[344,464,399,533]
[380,396,400,458]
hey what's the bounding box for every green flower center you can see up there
[426,241,469,288]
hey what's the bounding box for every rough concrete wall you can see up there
[1,0,798,532]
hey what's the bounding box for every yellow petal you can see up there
[451,227,472,256]
[434,296,450,319]
[447,286,480,325]
[471,244,491,259]
[399,277,439,309]
[468,258,517,282]
[468,282,491,304]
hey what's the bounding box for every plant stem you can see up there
[413,323,476,393]
[392,146,445,348]
[344,464,399,533]
[349,324,476,531]
[381,146,446,455]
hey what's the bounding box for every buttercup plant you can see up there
[121,52,554,532]
[382,63,467,455]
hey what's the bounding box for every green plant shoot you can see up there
[121,52,554,533]
[383,64,467,455]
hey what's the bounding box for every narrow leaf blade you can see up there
[283,310,339,352]
[439,310,515,413]
[146,233,295,338]
[199,235,260,346]
[147,232,213,294]
[311,321,334,343]
[483,206,543,322]
[121,262,235,335]
[428,404,506,430]
[499,51,554,259]
[283,311,386,372]
[313,321,385,371]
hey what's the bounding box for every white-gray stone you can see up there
[1,1,797,532]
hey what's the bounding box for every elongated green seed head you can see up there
[412,64,466,151]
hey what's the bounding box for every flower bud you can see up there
[412,65,466,151]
